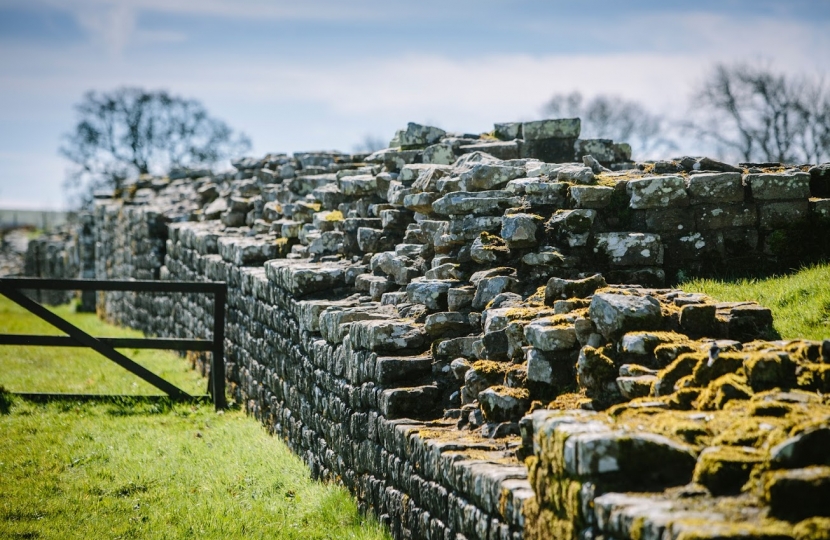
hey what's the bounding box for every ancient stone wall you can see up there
[22,214,96,308]
[55,119,830,539]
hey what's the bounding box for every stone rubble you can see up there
[27,118,830,540]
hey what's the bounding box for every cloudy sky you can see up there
[1,0,829,210]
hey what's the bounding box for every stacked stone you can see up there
[23,230,79,304]
[94,175,200,328]
[524,342,830,540]
[0,228,27,277]
[83,118,830,540]
[147,231,530,539]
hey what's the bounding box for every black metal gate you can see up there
[0,278,226,410]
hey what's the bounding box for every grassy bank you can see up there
[0,297,389,539]
[0,397,389,539]
[680,263,830,341]
[0,297,205,395]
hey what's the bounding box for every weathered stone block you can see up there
[375,355,433,386]
[687,172,745,204]
[458,141,520,161]
[626,176,689,209]
[501,213,541,249]
[570,185,614,209]
[432,191,520,216]
[524,320,577,352]
[479,387,530,423]
[759,200,810,230]
[695,203,757,230]
[545,274,606,303]
[396,122,446,147]
[521,118,580,141]
[494,122,522,141]
[643,207,695,234]
[574,139,616,164]
[589,293,662,340]
[593,233,664,267]
[745,172,811,200]
[766,466,830,521]
[350,319,428,352]
[380,385,441,418]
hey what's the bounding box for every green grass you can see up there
[680,263,830,341]
[0,296,390,540]
[0,398,389,539]
[0,297,206,395]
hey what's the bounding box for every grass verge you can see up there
[0,296,389,539]
[680,262,830,340]
[0,296,205,395]
[0,395,389,539]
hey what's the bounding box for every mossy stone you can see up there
[766,466,830,522]
[794,517,830,540]
[693,446,765,496]
[696,373,753,411]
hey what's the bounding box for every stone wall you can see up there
[23,214,96,309]
[51,118,830,539]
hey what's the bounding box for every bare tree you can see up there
[688,63,830,164]
[543,91,676,157]
[61,87,251,205]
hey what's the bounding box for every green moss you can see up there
[665,388,702,410]
[691,352,745,386]
[654,342,699,367]
[653,353,705,396]
[745,352,795,392]
[693,446,765,496]
[696,373,753,411]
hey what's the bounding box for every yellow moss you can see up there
[324,210,344,221]
[630,516,646,540]
[797,364,830,393]
[489,385,530,400]
[794,517,830,540]
[546,392,586,411]
[654,353,706,396]
[472,360,512,376]
[696,373,753,411]
[503,306,554,322]
[691,351,746,386]
[693,446,765,496]
[672,519,793,540]
[527,286,547,306]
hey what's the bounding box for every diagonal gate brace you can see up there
[0,283,193,401]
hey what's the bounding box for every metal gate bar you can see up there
[0,277,227,410]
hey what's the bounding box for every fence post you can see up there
[211,285,227,410]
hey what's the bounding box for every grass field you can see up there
[0,297,206,395]
[0,296,389,540]
[680,263,830,341]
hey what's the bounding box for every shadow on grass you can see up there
[0,385,12,414]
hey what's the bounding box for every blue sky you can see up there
[1,0,829,209]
